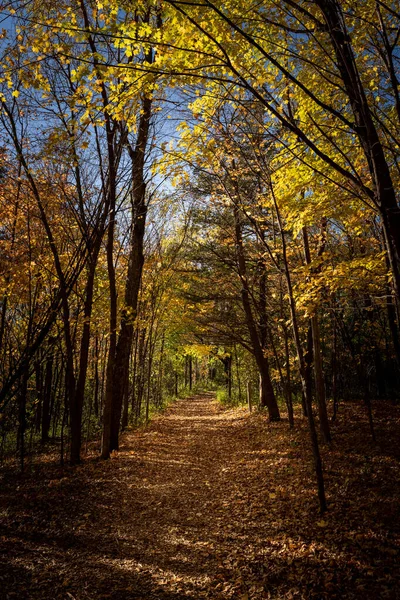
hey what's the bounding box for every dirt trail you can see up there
[1,394,269,600]
[1,394,400,599]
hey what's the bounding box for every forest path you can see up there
[1,394,400,599]
[81,393,271,599]
[2,393,276,600]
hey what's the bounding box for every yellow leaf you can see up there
[317,519,328,527]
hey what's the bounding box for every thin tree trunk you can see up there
[93,335,100,418]
[270,327,294,428]
[18,367,29,472]
[272,187,327,513]
[234,343,242,402]
[34,359,43,434]
[130,326,139,416]
[41,353,53,443]
[101,195,118,459]
[189,355,193,391]
[101,116,118,459]
[233,201,280,420]
[157,332,165,407]
[331,317,339,422]
[72,258,99,463]
[302,226,331,443]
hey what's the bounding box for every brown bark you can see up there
[315,0,400,301]
[189,355,193,391]
[135,327,147,424]
[41,354,53,443]
[18,367,28,472]
[108,96,152,452]
[302,227,331,444]
[331,317,339,422]
[272,189,326,512]
[100,131,118,459]
[233,203,280,420]
[101,192,117,459]
[93,335,100,418]
[71,262,98,462]
[270,327,294,428]
[302,325,313,417]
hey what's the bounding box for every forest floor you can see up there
[1,394,400,600]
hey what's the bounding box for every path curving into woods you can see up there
[1,394,400,599]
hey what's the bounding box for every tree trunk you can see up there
[189,355,193,391]
[259,359,276,411]
[93,335,100,418]
[157,332,165,407]
[34,359,43,434]
[101,166,118,459]
[109,97,152,452]
[18,367,29,472]
[233,201,280,421]
[223,354,232,399]
[130,326,139,417]
[41,353,53,443]
[302,226,331,443]
[121,365,130,430]
[316,0,400,301]
[310,315,331,443]
[302,325,313,417]
[234,344,242,402]
[72,256,100,461]
[272,188,327,512]
[331,318,339,422]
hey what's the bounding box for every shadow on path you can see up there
[1,394,400,599]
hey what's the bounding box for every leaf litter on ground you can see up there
[0,393,399,599]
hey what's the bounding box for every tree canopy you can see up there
[0,0,400,517]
